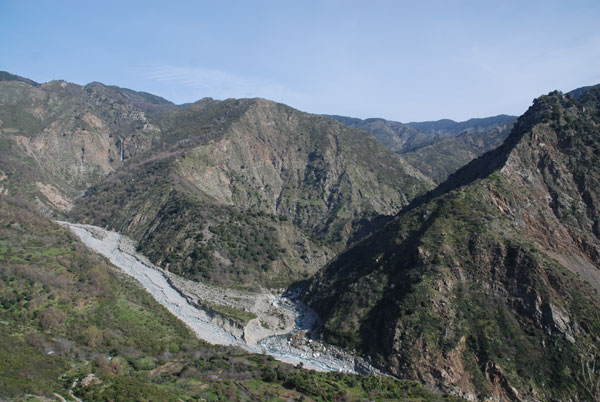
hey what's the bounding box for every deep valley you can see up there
[1,71,600,401]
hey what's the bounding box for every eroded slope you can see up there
[0,75,174,211]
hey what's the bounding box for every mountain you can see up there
[324,115,434,154]
[0,73,453,401]
[0,73,433,288]
[401,123,514,183]
[303,88,600,400]
[0,74,175,211]
[0,71,40,86]
[406,115,517,137]
[328,114,516,183]
[70,98,433,288]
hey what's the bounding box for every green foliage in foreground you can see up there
[0,197,459,401]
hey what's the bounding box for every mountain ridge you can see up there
[303,86,600,400]
[70,96,433,287]
[327,113,516,183]
[3,70,600,400]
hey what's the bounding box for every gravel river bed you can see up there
[58,222,381,374]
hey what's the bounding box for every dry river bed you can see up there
[58,222,381,375]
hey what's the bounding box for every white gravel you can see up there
[57,221,239,346]
[58,221,380,374]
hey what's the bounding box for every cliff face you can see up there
[304,88,600,400]
[71,98,433,288]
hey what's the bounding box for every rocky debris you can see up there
[58,221,239,347]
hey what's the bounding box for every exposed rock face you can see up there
[303,87,600,400]
[0,72,433,288]
[71,97,433,288]
[0,76,174,209]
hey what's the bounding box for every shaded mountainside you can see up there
[328,114,516,183]
[71,98,433,288]
[0,73,175,211]
[0,197,459,402]
[402,123,514,183]
[303,88,600,400]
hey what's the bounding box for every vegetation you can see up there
[70,96,432,289]
[329,114,516,183]
[304,88,600,400]
[0,196,458,401]
[3,71,600,400]
[198,300,258,326]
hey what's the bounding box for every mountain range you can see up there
[1,71,599,401]
[327,114,516,183]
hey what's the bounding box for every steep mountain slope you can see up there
[328,114,516,183]
[71,98,433,288]
[0,73,174,211]
[303,88,600,400]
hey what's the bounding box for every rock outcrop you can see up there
[0,75,174,211]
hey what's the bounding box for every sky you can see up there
[1,0,599,122]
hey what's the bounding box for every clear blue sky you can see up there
[1,0,599,121]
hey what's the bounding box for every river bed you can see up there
[58,221,380,374]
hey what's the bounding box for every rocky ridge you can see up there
[304,87,600,400]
